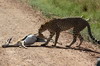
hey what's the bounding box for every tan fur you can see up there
[38,17,100,47]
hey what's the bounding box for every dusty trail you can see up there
[0,0,100,66]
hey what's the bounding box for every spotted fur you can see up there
[38,17,100,47]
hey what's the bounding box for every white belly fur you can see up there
[23,35,37,45]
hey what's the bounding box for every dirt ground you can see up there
[0,0,100,66]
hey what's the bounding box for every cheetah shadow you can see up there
[41,45,100,54]
[2,44,100,54]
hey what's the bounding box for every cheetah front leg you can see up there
[52,31,60,47]
[41,32,55,46]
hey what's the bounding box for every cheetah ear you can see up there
[41,25,44,28]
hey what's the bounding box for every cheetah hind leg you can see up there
[76,34,84,48]
[66,34,77,47]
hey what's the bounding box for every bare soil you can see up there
[0,0,100,66]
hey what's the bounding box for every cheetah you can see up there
[38,17,100,47]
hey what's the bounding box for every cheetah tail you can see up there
[87,24,100,44]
